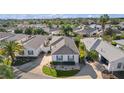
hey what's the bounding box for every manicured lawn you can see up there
[42,66,79,77]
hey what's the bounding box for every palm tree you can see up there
[0,41,23,63]
[100,14,109,35]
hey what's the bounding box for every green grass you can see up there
[42,66,79,77]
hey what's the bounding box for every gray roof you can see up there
[82,38,101,51]
[83,38,124,62]
[96,41,124,62]
[114,39,124,46]
[51,36,79,55]
[6,34,27,41]
[0,32,14,40]
[50,36,63,46]
[24,35,47,49]
[82,28,97,35]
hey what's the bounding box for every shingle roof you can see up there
[50,36,63,46]
[0,32,14,40]
[7,34,27,41]
[114,39,124,46]
[51,36,79,55]
[82,38,101,51]
[23,35,47,49]
[96,41,124,62]
[83,38,124,62]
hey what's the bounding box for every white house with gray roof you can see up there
[83,38,124,71]
[18,35,50,57]
[51,36,79,64]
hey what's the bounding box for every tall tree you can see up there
[0,41,23,63]
[100,14,109,34]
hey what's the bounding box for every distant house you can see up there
[82,28,100,37]
[0,32,14,41]
[89,24,102,30]
[83,38,124,71]
[6,34,29,43]
[50,36,79,64]
[118,22,124,30]
[114,39,124,50]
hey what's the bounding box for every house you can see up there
[82,28,100,37]
[18,35,50,57]
[114,39,124,49]
[50,36,79,64]
[118,22,124,30]
[83,38,124,71]
[6,34,29,43]
[0,32,14,41]
[89,24,102,30]
[0,32,79,64]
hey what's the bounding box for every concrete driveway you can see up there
[68,62,103,79]
[14,54,53,79]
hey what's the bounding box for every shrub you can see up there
[87,50,98,61]
[42,66,79,77]
[111,42,117,46]
[50,61,75,65]
[0,64,14,79]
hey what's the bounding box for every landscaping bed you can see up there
[42,65,80,77]
[12,57,36,66]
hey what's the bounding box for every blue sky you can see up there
[0,14,124,19]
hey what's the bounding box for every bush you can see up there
[0,64,14,79]
[74,36,80,48]
[87,50,98,61]
[50,61,75,65]
[42,66,79,77]
[14,29,23,34]
[111,42,117,46]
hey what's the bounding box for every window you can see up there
[28,50,34,55]
[68,55,74,61]
[56,55,63,61]
[117,63,122,69]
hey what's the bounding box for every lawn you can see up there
[42,66,79,77]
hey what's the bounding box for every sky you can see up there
[0,14,124,19]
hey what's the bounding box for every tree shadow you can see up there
[75,63,97,79]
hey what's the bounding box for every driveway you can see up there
[68,62,103,79]
[14,54,53,79]
[14,55,103,79]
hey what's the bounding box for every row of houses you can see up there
[83,38,124,71]
[0,32,80,64]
